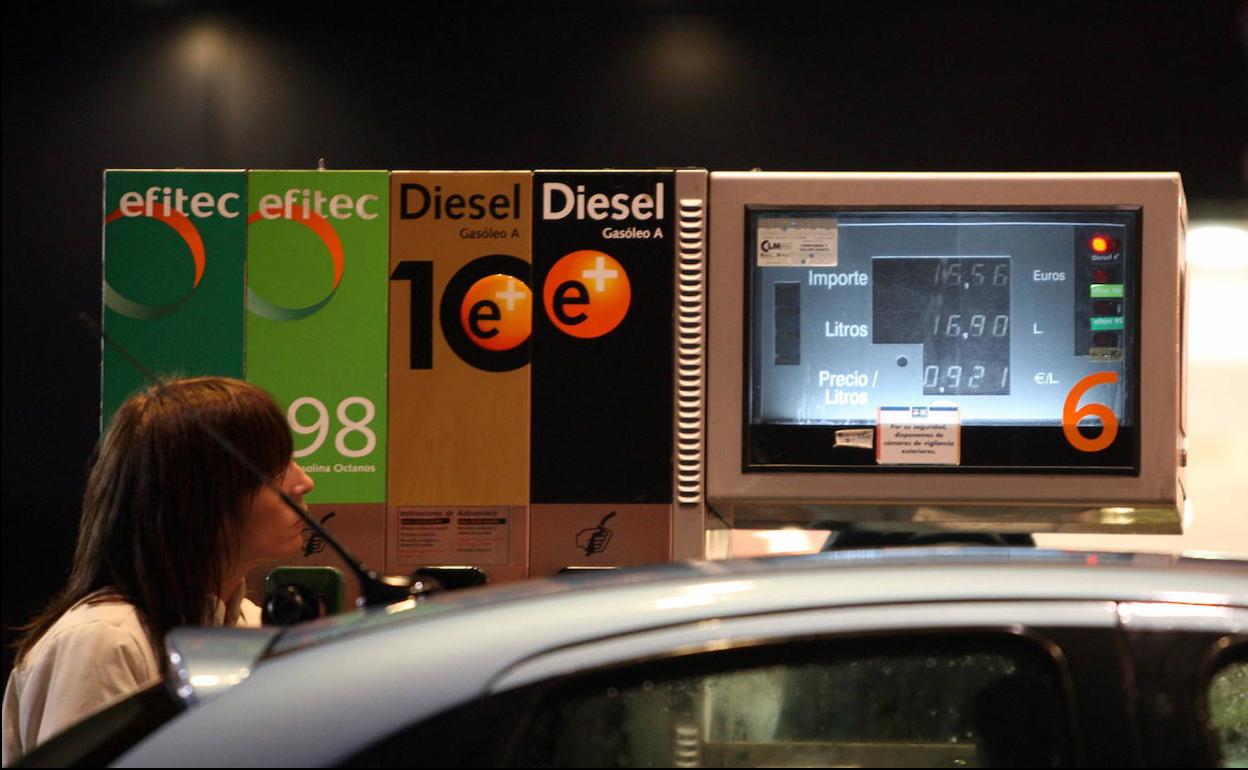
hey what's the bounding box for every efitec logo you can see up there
[114,186,243,220]
[543,250,631,338]
[244,189,376,322]
[103,187,241,320]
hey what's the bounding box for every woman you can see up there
[2,377,314,763]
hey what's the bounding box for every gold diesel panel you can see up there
[387,172,532,583]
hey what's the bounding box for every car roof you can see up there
[125,548,1248,768]
[266,548,1248,659]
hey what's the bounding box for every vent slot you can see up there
[675,197,706,504]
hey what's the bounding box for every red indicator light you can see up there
[1090,235,1116,253]
[1093,268,1111,283]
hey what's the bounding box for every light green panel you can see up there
[246,171,389,503]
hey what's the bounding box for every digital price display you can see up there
[747,209,1140,470]
[873,256,1012,396]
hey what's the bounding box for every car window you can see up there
[348,631,1075,768]
[1119,612,1248,766]
[506,633,1073,768]
[1209,652,1248,767]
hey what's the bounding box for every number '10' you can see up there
[391,256,532,373]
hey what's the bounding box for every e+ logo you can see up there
[543,250,631,339]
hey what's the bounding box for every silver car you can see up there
[20,549,1248,767]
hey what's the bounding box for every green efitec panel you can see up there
[245,171,390,504]
[101,170,247,426]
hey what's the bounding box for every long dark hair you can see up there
[15,377,292,662]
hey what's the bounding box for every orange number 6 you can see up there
[1062,372,1120,452]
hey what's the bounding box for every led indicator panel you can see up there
[1090,235,1117,253]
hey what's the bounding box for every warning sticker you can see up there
[756,217,838,267]
[876,406,961,465]
[835,428,875,450]
[397,506,510,565]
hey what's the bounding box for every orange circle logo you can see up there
[460,273,532,351]
[542,250,631,338]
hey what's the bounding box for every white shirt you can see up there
[2,586,261,765]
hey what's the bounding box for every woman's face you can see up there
[238,460,315,565]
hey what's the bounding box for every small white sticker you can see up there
[835,428,875,450]
[876,406,961,465]
[757,217,838,267]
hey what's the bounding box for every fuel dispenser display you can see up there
[708,172,1187,535]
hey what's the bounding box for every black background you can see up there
[531,171,674,504]
[4,0,1247,683]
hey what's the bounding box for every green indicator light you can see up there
[1090,283,1124,298]
[1091,316,1125,331]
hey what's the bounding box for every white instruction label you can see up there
[396,506,511,565]
[757,217,838,267]
[876,406,961,465]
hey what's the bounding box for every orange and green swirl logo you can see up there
[103,208,206,320]
[246,206,345,321]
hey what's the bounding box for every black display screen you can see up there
[873,257,1012,396]
[746,209,1141,472]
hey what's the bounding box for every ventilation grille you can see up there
[675,197,706,504]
